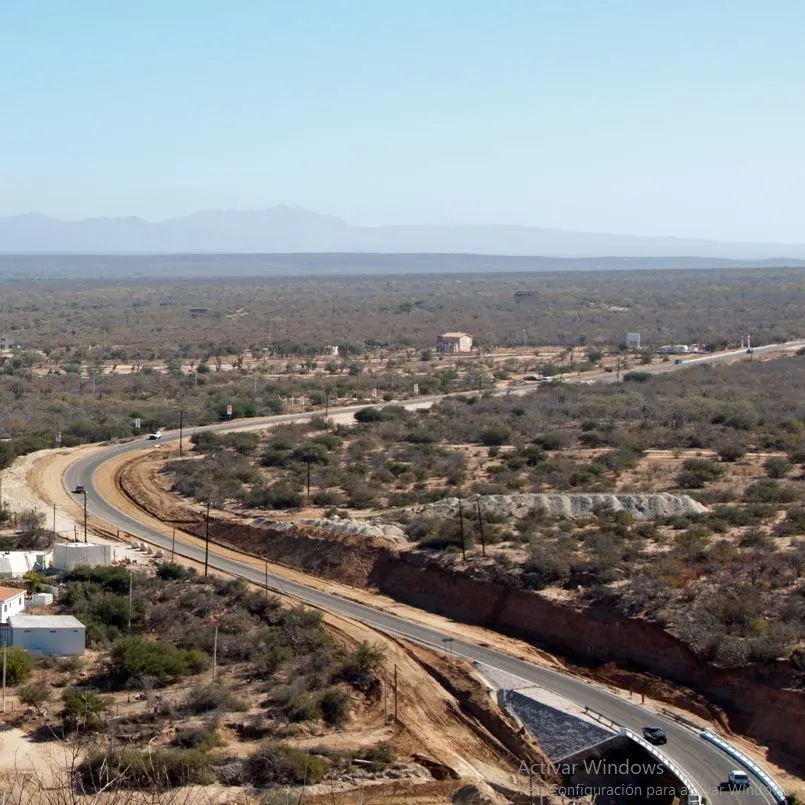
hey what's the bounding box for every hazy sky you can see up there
[2,1,804,241]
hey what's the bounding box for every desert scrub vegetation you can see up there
[166,352,805,516]
[3,266,805,467]
[35,564,398,794]
[55,565,386,727]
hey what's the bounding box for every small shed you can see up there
[9,614,86,656]
[436,332,473,354]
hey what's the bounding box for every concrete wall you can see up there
[12,626,85,656]
[53,543,115,570]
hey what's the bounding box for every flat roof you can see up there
[9,614,85,629]
[0,586,26,602]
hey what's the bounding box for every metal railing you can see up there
[620,728,702,804]
[699,729,786,804]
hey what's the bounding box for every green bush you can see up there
[3,648,34,685]
[744,479,798,504]
[478,424,511,446]
[185,684,247,715]
[320,687,351,727]
[172,725,224,751]
[110,636,207,683]
[764,455,793,478]
[62,688,112,731]
[676,458,725,489]
[77,747,214,791]
[246,742,327,786]
[339,642,385,691]
[156,563,195,581]
[17,680,50,707]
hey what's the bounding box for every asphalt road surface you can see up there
[66,344,801,804]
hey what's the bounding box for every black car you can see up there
[643,726,667,745]
[73,485,85,494]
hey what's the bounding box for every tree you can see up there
[62,688,112,731]
[764,455,793,479]
[17,681,50,708]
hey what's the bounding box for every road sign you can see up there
[134,417,141,429]
[226,404,233,417]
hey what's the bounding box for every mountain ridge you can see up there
[1,206,805,259]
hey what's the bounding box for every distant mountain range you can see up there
[2,207,805,261]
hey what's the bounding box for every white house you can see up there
[8,614,85,656]
[0,587,27,623]
[436,332,473,354]
[0,551,53,579]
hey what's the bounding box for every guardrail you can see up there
[661,707,705,733]
[700,730,787,804]
[619,728,702,805]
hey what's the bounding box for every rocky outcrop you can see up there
[255,516,408,545]
[397,493,707,521]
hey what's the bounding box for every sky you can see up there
[2,0,805,242]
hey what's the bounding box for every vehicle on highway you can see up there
[674,357,684,365]
[727,770,750,789]
[73,485,85,494]
[147,430,162,440]
[643,726,668,744]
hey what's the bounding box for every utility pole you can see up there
[171,527,176,563]
[306,460,311,502]
[384,672,389,723]
[82,490,87,543]
[128,571,133,632]
[178,409,184,457]
[393,665,398,723]
[475,496,486,558]
[212,623,218,682]
[265,559,269,600]
[52,503,56,538]
[457,495,466,562]
[204,501,211,577]
[2,640,6,713]
[0,474,3,511]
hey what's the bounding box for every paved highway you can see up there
[64,345,801,803]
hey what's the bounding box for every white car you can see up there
[728,770,750,789]
[148,430,162,440]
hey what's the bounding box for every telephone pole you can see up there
[178,409,184,457]
[204,501,211,577]
[457,495,466,562]
[128,571,133,631]
[475,496,486,558]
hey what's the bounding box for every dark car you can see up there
[643,726,667,745]
[73,485,85,494]
[674,358,684,365]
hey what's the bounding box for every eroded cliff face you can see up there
[117,460,804,769]
[196,518,804,769]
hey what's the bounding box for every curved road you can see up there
[63,349,800,803]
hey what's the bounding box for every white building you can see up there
[53,543,118,571]
[436,332,473,354]
[0,551,53,579]
[0,587,27,623]
[9,614,85,656]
